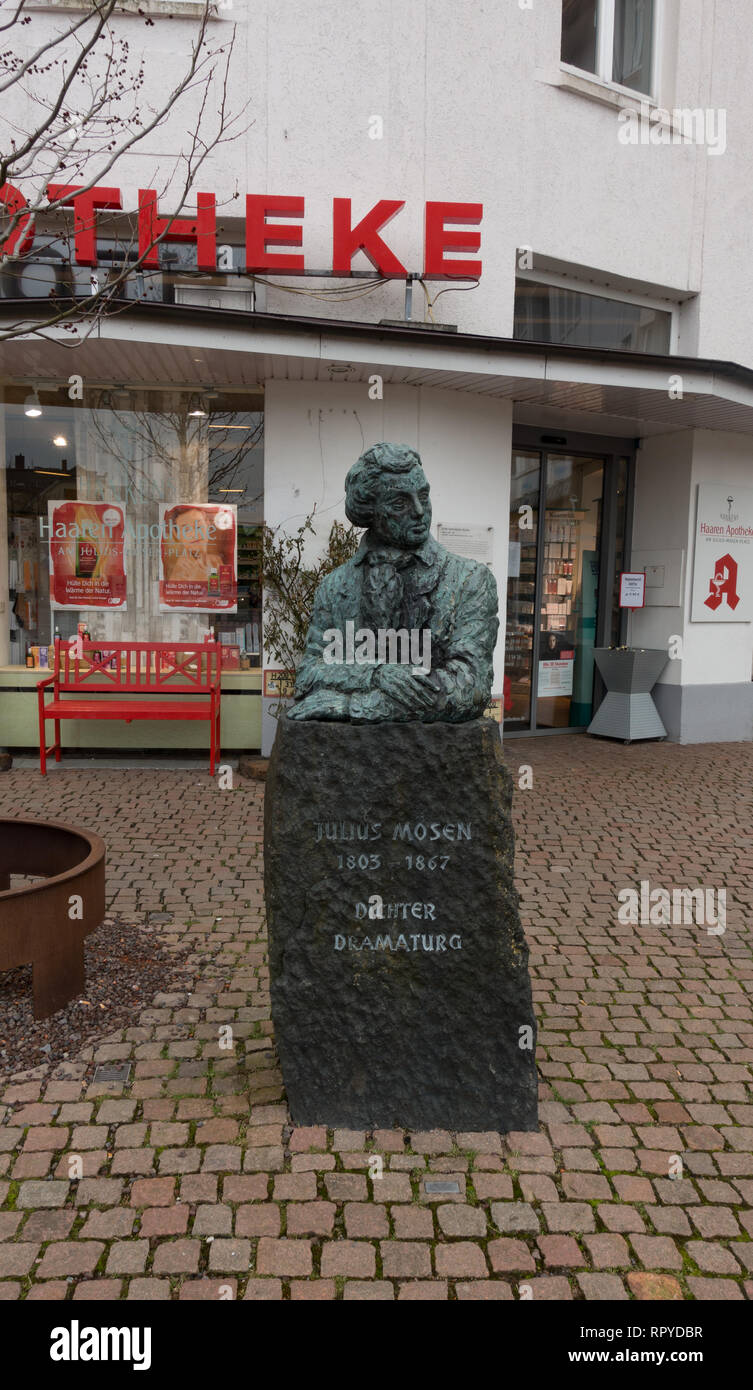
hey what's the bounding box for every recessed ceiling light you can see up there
[53,434,67,447]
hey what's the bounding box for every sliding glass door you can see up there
[504,437,633,733]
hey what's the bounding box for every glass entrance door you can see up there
[504,441,630,734]
[536,454,603,729]
[504,450,540,728]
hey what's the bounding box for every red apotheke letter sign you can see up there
[138,190,217,271]
[332,198,407,277]
[46,184,123,267]
[245,195,305,272]
[0,182,36,257]
[424,201,483,279]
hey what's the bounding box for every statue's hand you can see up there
[375,664,440,715]
[287,690,350,721]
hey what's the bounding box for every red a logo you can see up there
[704,552,740,611]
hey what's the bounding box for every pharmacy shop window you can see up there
[3,385,264,669]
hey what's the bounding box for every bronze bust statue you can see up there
[288,442,498,723]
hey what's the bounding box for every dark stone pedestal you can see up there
[264,716,538,1132]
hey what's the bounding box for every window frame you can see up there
[514,267,680,355]
[561,0,661,103]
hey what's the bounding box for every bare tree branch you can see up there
[0,0,250,342]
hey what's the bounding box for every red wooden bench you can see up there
[37,639,222,775]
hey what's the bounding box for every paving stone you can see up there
[380,1242,431,1278]
[344,1203,390,1238]
[584,1234,631,1268]
[126,1279,172,1301]
[223,1175,268,1203]
[243,1278,284,1300]
[0,1244,39,1276]
[686,1277,745,1301]
[20,1211,75,1241]
[80,1209,136,1240]
[129,1177,175,1207]
[243,1146,284,1172]
[599,1205,646,1233]
[524,1276,572,1300]
[537,1235,583,1268]
[647,1206,691,1237]
[106,1242,149,1275]
[343,1280,395,1300]
[202,1144,241,1173]
[25,1283,65,1301]
[288,1127,328,1152]
[391,1206,434,1238]
[0,1214,21,1241]
[16,1180,68,1208]
[397,1280,448,1300]
[273,1173,317,1202]
[324,1174,367,1202]
[140,1207,189,1237]
[289,1279,337,1300]
[283,1202,334,1237]
[690,1207,740,1239]
[179,1280,238,1300]
[541,1202,596,1233]
[193,1205,233,1236]
[72,1281,123,1301]
[472,1174,515,1201]
[36,1242,105,1278]
[577,1274,629,1300]
[436,1204,487,1238]
[434,1242,488,1277]
[488,1238,536,1273]
[152,1240,200,1274]
[630,1236,683,1270]
[256,1239,313,1277]
[455,1280,514,1300]
[208,1239,251,1272]
[685,1241,742,1275]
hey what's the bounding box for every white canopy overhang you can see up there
[2,304,753,439]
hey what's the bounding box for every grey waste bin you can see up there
[588,648,668,743]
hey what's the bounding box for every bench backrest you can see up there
[52,639,221,695]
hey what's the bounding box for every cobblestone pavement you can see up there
[0,736,751,1302]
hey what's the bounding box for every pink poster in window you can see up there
[158,502,237,613]
[49,501,127,610]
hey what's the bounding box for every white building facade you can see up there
[2,0,753,755]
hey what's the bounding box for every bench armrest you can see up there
[36,675,56,690]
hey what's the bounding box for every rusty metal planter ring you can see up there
[0,818,106,1019]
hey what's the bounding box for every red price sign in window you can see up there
[619,571,646,609]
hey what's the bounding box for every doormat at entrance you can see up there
[0,914,196,1082]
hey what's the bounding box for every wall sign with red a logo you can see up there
[691,485,753,622]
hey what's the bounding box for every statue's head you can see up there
[345,442,432,550]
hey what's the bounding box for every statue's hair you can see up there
[344,443,424,527]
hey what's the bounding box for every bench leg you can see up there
[210,700,221,776]
[32,939,85,1019]
[54,719,61,762]
[39,712,47,776]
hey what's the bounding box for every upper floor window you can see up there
[561,0,656,97]
[514,278,672,354]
